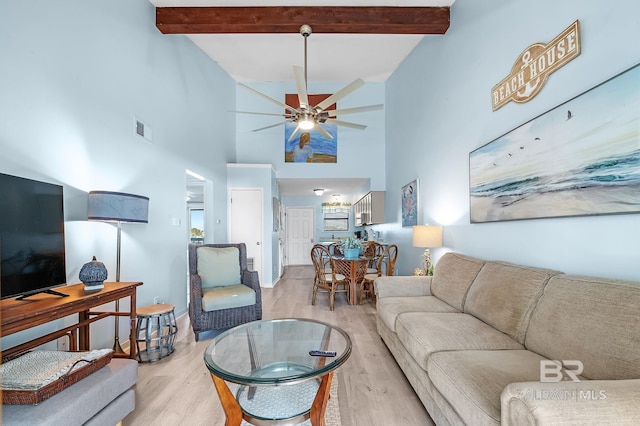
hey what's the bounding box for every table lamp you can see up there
[88,190,149,354]
[412,225,442,275]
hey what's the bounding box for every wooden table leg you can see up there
[310,372,333,426]
[129,291,137,360]
[349,262,357,305]
[78,310,90,350]
[210,373,243,426]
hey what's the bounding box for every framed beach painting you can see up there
[401,179,419,227]
[284,93,337,163]
[469,63,640,223]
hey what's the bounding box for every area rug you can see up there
[240,372,342,426]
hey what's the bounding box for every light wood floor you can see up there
[125,266,433,426]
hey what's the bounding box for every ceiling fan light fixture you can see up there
[299,118,315,130]
[313,188,325,196]
[298,113,315,130]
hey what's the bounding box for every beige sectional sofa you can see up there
[375,252,640,426]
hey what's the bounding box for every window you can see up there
[323,211,349,231]
[189,208,205,243]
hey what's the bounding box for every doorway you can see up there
[286,206,315,266]
[229,188,264,281]
[186,169,206,305]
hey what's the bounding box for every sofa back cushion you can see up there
[526,275,640,380]
[464,261,560,344]
[197,246,241,288]
[431,253,486,311]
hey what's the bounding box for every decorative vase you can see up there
[79,256,108,290]
[344,248,360,260]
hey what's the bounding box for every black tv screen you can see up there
[0,172,67,299]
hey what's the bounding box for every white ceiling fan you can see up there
[236,25,384,141]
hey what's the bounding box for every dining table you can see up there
[331,256,371,304]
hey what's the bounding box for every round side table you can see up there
[135,303,178,362]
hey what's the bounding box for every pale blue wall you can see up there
[0,0,236,349]
[385,0,640,280]
[235,81,386,187]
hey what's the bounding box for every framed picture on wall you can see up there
[469,62,640,223]
[401,179,419,227]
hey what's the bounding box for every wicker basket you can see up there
[1,350,113,405]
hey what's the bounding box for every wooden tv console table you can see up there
[1,281,142,361]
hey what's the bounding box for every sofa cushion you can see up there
[202,284,256,311]
[377,296,459,333]
[395,312,524,370]
[428,350,546,426]
[431,252,485,311]
[525,275,640,380]
[464,261,560,344]
[197,246,241,288]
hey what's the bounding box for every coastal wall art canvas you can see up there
[401,179,419,227]
[284,93,337,163]
[470,63,640,223]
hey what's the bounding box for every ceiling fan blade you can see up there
[238,83,299,114]
[293,66,309,109]
[231,110,293,117]
[326,104,384,116]
[324,119,367,130]
[287,125,302,142]
[315,78,365,111]
[252,121,288,132]
[314,124,334,140]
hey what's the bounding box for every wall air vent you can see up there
[134,116,153,142]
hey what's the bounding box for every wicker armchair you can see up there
[188,243,262,341]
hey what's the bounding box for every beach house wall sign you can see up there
[492,20,581,111]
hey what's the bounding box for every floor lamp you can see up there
[412,225,443,275]
[88,191,149,354]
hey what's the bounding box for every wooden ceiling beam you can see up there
[156,6,450,35]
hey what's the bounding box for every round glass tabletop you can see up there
[203,318,352,386]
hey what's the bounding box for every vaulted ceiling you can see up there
[148,1,454,82]
[149,1,455,197]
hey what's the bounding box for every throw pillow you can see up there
[197,247,241,288]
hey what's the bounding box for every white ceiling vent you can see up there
[135,116,153,143]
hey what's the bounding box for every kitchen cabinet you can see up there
[354,191,385,226]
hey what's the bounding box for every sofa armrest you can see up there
[374,275,432,298]
[242,270,262,318]
[501,380,640,426]
[242,269,261,293]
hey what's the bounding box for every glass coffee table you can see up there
[204,318,351,426]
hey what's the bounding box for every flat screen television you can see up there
[0,172,67,300]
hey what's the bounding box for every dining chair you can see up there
[327,242,343,256]
[359,244,398,304]
[311,244,348,311]
[362,241,384,274]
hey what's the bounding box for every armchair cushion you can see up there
[197,246,241,288]
[202,284,256,312]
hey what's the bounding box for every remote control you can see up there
[309,350,337,357]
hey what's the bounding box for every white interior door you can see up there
[286,207,315,265]
[229,188,263,281]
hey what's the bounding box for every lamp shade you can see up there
[412,225,442,248]
[88,191,149,223]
